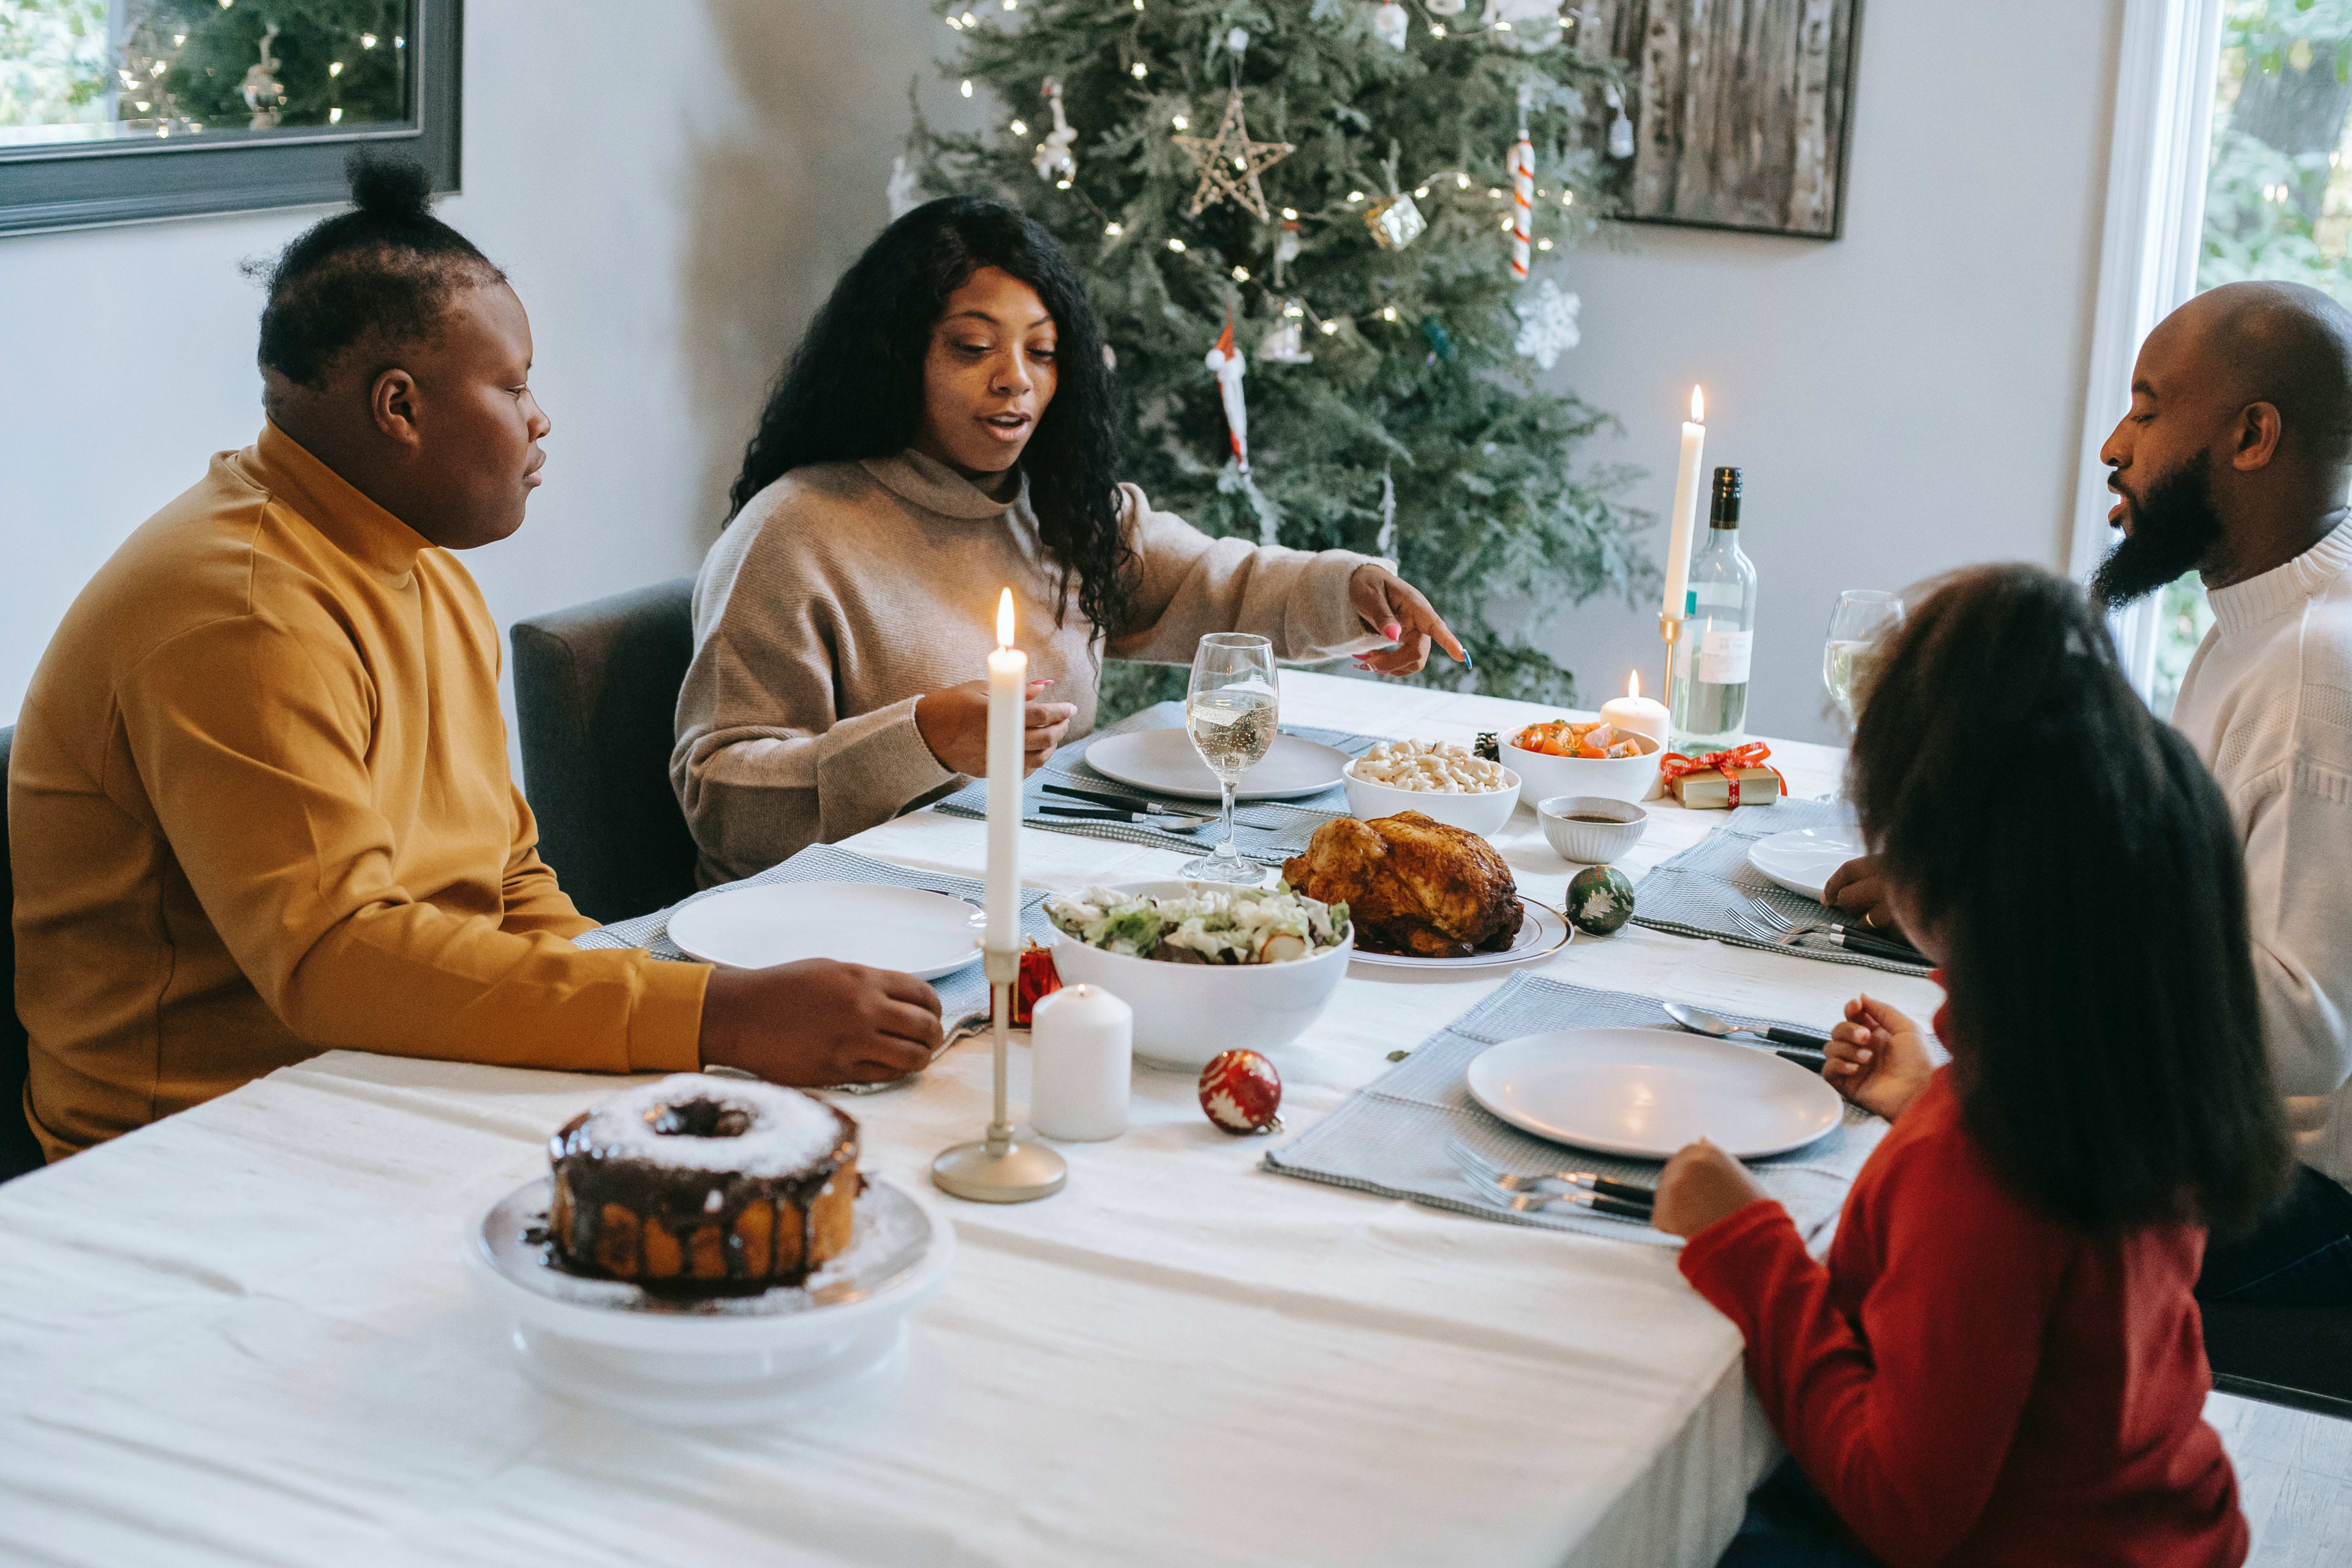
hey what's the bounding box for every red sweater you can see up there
[1680,1068,2245,1568]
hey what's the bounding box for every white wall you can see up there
[1,1,2123,754]
[0,0,973,729]
[1537,0,2127,743]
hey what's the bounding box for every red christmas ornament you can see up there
[1009,943,1062,1027]
[1198,1049,1283,1134]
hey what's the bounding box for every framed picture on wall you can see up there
[0,0,459,237]
[1589,0,1863,241]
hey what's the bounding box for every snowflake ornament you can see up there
[1512,277,1581,370]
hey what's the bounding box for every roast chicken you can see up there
[1281,812,1525,959]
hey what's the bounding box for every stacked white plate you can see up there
[465,1176,954,1427]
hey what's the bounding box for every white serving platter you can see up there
[1464,1026,1843,1160]
[665,881,984,978]
[1746,825,1867,905]
[1345,897,1572,972]
[1081,727,1352,802]
[464,1175,954,1427]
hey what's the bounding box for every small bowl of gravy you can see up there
[1537,795,1649,865]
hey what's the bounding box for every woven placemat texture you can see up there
[1263,971,1881,1248]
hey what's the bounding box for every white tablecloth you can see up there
[0,671,1942,1568]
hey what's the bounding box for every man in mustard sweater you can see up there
[10,156,941,1160]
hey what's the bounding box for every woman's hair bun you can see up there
[345,149,432,219]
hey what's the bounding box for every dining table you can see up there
[0,669,1942,1568]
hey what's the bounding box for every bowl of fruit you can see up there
[1503,719,1662,806]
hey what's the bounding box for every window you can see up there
[0,0,457,235]
[2078,0,2352,717]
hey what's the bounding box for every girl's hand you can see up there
[1822,854,1909,940]
[915,679,1074,777]
[1653,1140,1768,1239]
[1348,565,1468,676]
[1824,993,1936,1121]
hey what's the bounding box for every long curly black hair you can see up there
[728,196,1130,635]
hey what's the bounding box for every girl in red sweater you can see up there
[1654,564,2291,1568]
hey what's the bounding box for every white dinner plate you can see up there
[1346,897,1572,971]
[1082,727,1352,802]
[1747,826,1866,905]
[665,881,984,979]
[1465,1026,1844,1160]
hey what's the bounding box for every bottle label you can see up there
[1698,628,1752,684]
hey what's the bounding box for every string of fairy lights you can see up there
[940,0,1608,350]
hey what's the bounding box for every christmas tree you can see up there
[910,0,1656,715]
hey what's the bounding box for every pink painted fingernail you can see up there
[1382,621,1403,641]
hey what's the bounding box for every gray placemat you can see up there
[1629,797,1932,978]
[1262,972,1881,1248]
[932,699,1384,867]
[575,842,1052,1025]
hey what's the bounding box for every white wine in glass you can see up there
[1182,632,1278,884]
[1822,590,1905,726]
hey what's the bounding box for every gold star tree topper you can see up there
[1173,88,1294,221]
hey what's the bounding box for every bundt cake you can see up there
[547,1073,859,1293]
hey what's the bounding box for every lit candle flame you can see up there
[996,587,1015,649]
[1690,385,1705,424]
[1627,669,1642,701]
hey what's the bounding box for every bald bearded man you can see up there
[1832,282,2352,1303]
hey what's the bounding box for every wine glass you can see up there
[1823,590,1905,728]
[1180,633,1279,884]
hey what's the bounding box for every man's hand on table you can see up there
[1821,854,1909,940]
[917,678,1074,777]
[1653,1140,1769,1240]
[700,960,944,1085]
[1823,993,1934,1123]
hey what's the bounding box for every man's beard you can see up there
[2091,458,2222,609]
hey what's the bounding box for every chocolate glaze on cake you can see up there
[546,1074,860,1295]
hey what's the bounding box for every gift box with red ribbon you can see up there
[1659,743,1785,810]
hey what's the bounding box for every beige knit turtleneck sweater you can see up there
[670,451,1385,884]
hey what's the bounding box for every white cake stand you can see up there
[464,1174,954,1427]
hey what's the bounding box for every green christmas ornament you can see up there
[1565,866,1635,937]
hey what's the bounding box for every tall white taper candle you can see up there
[1661,385,1706,621]
[984,588,1025,952]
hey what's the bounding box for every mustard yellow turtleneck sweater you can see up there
[11,423,707,1160]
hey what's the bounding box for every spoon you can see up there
[1662,1001,1830,1068]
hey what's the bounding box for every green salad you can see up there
[1044,883,1350,965]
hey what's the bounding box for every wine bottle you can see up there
[1669,467,1757,752]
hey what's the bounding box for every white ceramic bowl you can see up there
[1045,880,1353,1071]
[1341,758,1520,839]
[1503,727,1662,806]
[1538,795,1650,864]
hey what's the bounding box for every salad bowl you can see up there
[1044,880,1352,1070]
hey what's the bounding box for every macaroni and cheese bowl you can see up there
[1341,741,1520,839]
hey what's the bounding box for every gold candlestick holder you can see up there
[931,946,1067,1204]
[1659,612,1684,733]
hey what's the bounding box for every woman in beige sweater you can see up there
[673,197,1463,884]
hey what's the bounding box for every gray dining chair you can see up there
[2202,1299,2352,1420]
[510,578,703,927]
[1,725,47,1182]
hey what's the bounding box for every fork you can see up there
[1446,1139,1656,1208]
[1456,1163,1655,1224]
[1743,900,1925,963]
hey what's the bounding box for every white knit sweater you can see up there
[2172,518,2352,1191]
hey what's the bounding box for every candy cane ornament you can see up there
[1509,126,1534,281]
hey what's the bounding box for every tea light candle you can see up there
[984,589,1025,953]
[1028,984,1132,1142]
[1599,669,1670,748]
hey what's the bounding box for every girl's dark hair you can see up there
[1848,563,2290,1237]
[253,149,503,387]
[728,196,1129,633]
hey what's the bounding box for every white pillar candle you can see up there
[1599,669,1670,748]
[1661,385,1706,621]
[985,589,1026,953]
[1028,984,1132,1142]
